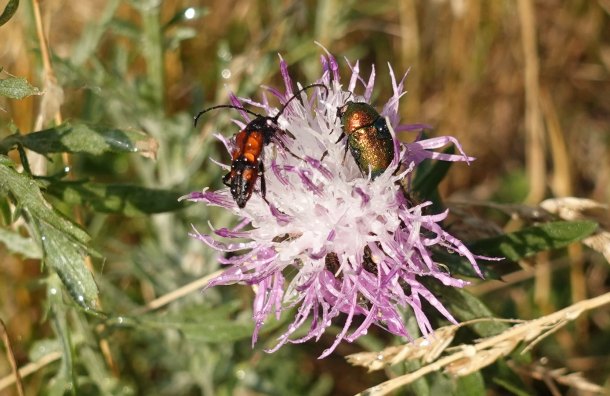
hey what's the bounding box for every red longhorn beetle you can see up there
[194,83,328,208]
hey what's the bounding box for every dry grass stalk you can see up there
[0,319,24,396]
[354,292,610,396]
[346,324,458,372]
[510,363,606,395]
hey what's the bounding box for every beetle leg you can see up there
[320,132,346,162]
[275,135,303,161]
[259,161,270,206]
[222,171,232,187]
[342,136,350,165]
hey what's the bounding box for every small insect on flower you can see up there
[184,50,492,359]
[194,83,328,208]
[335,101,395,179]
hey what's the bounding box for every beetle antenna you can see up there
[272,83,329,122]
[194,105,263,127]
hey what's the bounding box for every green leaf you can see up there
[46,275,78,396]
[71,0,121,66]
[0,123,157,158]
[143,303,254,343]
[0,156,90,244]
[28,338,63,362]
[491,360,534,396]
[468,220,598,261]
[433,248,501,280]
[413,146,454,199]
[177,321,254,343]
[0,226,42,258]
[455,372,486,396]
[0,76,41,99]
[46,181,185,216]
[0,0,19,27]
[37,221,99,309]
[0,156,98,307]
[426,282,509,338]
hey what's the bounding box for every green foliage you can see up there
[0,226,41,258]
[0,76,40,99]
[0,156,91,245]
[437,220,598,279]
[1,1,608,395]
[413,145,454,199]
[46,181,184,216]
[0,0,19,27]
[469,220,598,261]
[0,123,156,156]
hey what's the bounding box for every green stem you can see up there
[141,4,165,110]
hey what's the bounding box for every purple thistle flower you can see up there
[183,51,486,358]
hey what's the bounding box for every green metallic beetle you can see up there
[336,101,395,179]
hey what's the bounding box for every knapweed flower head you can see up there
[184,51,484,358]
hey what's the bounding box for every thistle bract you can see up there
[183,51,485,358]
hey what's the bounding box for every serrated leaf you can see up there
[1,156,98,308]
[0,156,90,244]
[0,0,19,27]
[0,226,42,258]
[468,220,598,261]
[46,181,185,216]
[37,221,98,309]
[0,76,41,99]
[0,123,158,158]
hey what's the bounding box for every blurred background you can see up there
[1,0,609,394]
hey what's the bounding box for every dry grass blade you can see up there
[137,269,224,314]
[552,370,605,394]
[0,319,24,396]
[356,292,610,396]
[540,197,608,220]
[445,339,519,377]
[511,363,606,395]
[0,351,62,392]
[346,324,458,372]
